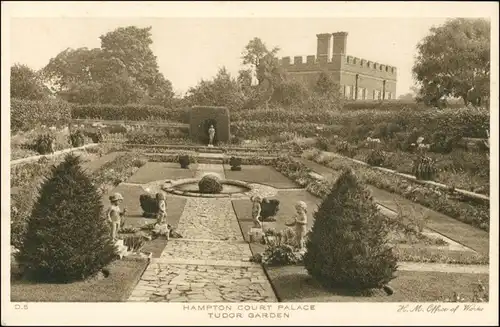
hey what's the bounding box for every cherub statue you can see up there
[285,201,308,250]
[250,195,263,229]
[155,192,167,225]
[107,193,127,241]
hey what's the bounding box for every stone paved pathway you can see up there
[128,162,277,302]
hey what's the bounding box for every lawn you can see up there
[126,162,198,183]
[266,265,489,302]
[11,258,148,302]
[224,164,299,189]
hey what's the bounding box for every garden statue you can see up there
[208,125,215,147]
[285,201,308,250]
[155,192,167,225]
[107,193,127,241]
[250,195,263,228]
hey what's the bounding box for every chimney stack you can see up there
[332,31,348,54]
[316,33,332,63]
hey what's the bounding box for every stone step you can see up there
[197,158,224,164]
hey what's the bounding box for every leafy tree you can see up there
[237,69,253,93]
[11,64,49,100]
[42,26,174,105]
[303,168,398,291]
[314,71,338,96]
[413,18,490,108]
[271,77,309,107]
[185,67,245,109]
[17,154,117,282]
[241,37,280,82]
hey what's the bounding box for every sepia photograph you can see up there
[2,1,498,326]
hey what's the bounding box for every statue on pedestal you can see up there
[208,125,215,147]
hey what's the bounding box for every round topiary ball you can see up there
[198,174,223,194]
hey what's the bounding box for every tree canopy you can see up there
[11,64,50,100]
[241,37,280,84]
[42,26,174,105]
[412,18,490,108]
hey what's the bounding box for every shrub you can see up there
[366,149,385,167]
[429,131,462,154]
[260,244,303,266]
[260,198,280,220]
[33,133,55,154]
[71,103,188,122]
[69,130,85,147]
[412,155,437,180]
[178,154,190,168]
[316,136,330,151]
[16,154,117,282]
[85,130,105,143]
[303,168,398,291]
[198,174,223,194]
[11,188,39,249]
[11,99,72,133]
[229,156,242,171]
[123,235,146,253]
[139,194,158,217]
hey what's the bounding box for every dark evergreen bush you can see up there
[86,130,105,143]
[17,154,117,282]
[33,133,55,154]
[198,174,223,194]
[303,168,397,291]
[366,149,385,167]
[69,130,85,147]
[412,155,437,180]
[139,194,158,218]
[316,136,330,151]
[178,154,190,168]
[260,198,280,220]
[229,156,242,171]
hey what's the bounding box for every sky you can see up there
[10,17,452,97]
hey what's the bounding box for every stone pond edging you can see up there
[163,178,254,198]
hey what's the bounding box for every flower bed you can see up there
[320,138,489,196]
[301,150,489,231]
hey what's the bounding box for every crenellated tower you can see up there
[280,31,397,100]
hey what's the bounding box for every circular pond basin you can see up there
[163,178,253,198]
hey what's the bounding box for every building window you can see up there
[345,85,351,99]
[362,88,367,100]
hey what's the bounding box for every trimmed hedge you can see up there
[11,99,72,132]
[72,104,189,122]
[231,107,489,139]
[341,99,466,111]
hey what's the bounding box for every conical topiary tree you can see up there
[17,154,117,282]
[303,168,397,292]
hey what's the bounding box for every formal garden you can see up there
[9,20,491,303]
[10,100,490,303]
